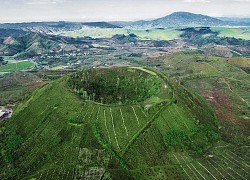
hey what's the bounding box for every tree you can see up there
[3,132,23,163]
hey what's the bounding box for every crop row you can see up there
[97,105,149,152]
[170,152,249,180]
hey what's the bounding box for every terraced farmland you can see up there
[0,67,249,179]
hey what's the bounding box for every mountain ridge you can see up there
[128,12,226,28]
[0,12,250,32]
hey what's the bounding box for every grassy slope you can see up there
[0,69,249,179]
[0,67,248,179]
[1,78,112,179]
[162,51,250,145]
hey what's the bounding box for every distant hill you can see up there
[217,17,250,26]
[130,12,226,28]
[81,22,121,28]
[0,28,28,37]
[0,31,91,58]
[0,12,250,33]
[0,21,121,34]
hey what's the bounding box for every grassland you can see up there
[212,27,250,40]
[61,27,128,38]
[58,26,250,42]
[0,61,34,73]
[129,29,181,40]
[60,27,181,40]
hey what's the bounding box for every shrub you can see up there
[3,131,24,163]
[164,126,219,154]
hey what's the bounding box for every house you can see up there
[0,110,5,119]
[0,108,13,120]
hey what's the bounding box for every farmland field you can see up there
[130,29,181,40]
[212,27,250,40]
[59,27,181,40]
[58,26,250,41]
[0,61,34,73]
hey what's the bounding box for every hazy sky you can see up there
[0,0,250,23]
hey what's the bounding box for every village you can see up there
[25,35,189,71]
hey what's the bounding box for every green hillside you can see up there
[0,67,249,179]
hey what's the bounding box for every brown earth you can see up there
[3,36,15,45]
[200,90,250,131]
[25,82,44,90]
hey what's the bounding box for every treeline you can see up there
[180,27,250,48]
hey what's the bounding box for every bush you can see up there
[3,131,24,163]
[164,127,219,154]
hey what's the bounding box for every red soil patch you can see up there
[3,36,15,45]
[26,82,43,90]
[228,58,250,68]
[200,90,250,130]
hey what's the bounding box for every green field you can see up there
[212,27,250,40]
[60,27,128,38]
[0,61,34,73]
[129,29,181,40]
[58,27,250,41]
[59,27,181,40]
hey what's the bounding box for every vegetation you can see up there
[212,27,250,40]
[2,131,23,163]
[162,51,250,147]
[68,68,162,104]
[0,61,34,73]
[2,67,236,180]
[164,127,220,153]
[0,17,250,179]
[59,26,182,40]
[180,27,250,49]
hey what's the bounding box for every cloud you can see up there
[25,0,61,5]
[233,0,250,1]
[184,0,211,3]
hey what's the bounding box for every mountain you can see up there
[130,12,226,28]
[81,22,121,28]
[0,67,225,179]
[217,17,250,26]
[0,21,121,34]
[0,32,61,57]
[0,13,249,33]
[0,31,91,58]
